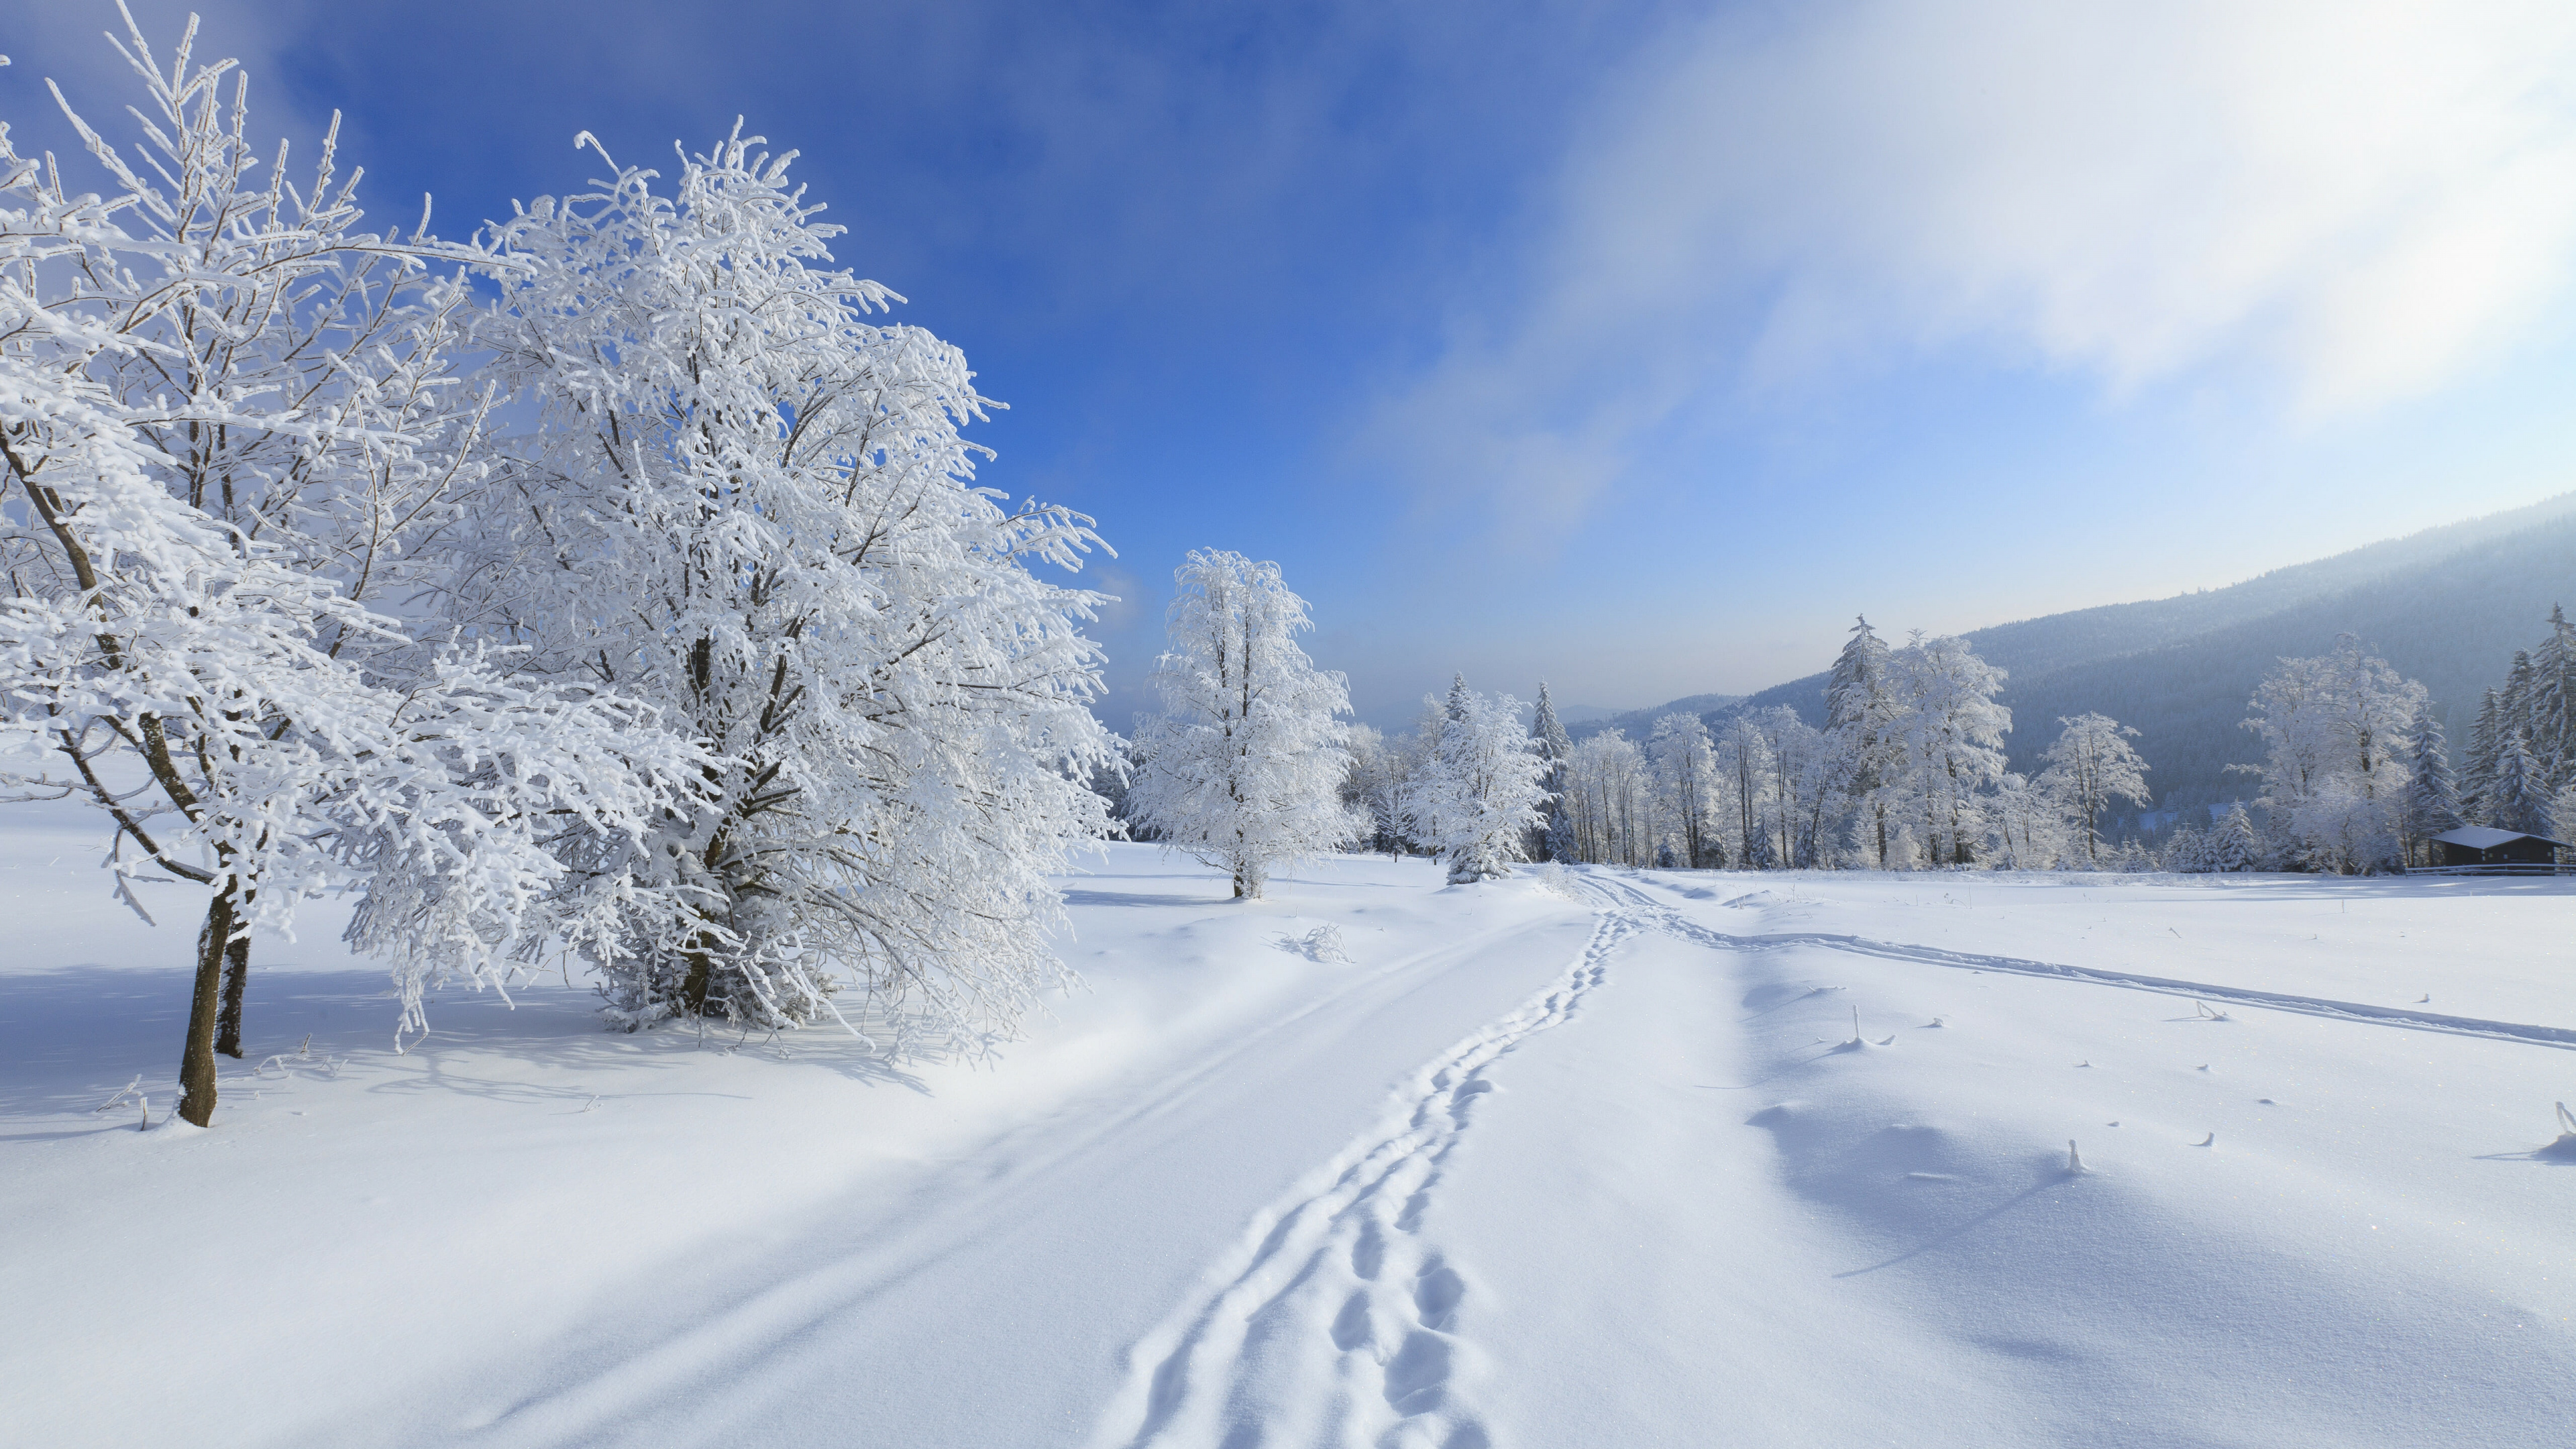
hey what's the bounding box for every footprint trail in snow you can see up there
[1087,903,1646,1449]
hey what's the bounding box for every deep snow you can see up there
[5,835,2573,1447]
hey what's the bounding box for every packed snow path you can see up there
[7,841,2575,1447]
[1091,898,1642,1449]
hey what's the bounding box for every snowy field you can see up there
[7,833,2575,1448]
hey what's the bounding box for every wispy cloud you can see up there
[1373,0,2576,533]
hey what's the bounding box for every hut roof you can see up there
[2430,826,2571,851]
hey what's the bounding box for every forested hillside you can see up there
[1578,496,2576,814]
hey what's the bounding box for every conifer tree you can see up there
[2487,733,2553,837]
[2500,649,2538,748]
[2402,703,2463,864]
[2528,605,2576,792]
[1419,674,1549,883]
[2210,803,2264,872]
[2463,688,2506,824]
[1530,683,1577,863]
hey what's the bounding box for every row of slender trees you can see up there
[1503,621,2157,873]
[1307,616,2574,881]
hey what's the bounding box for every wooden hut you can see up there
[2428,826,2569,869]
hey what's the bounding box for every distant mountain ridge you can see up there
[1567,692,1746,739]
[1573,493,2576,812]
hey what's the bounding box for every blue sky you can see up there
[13,1,2576,730]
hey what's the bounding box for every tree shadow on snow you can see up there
[0,964,932,1132]
[1059,888,1237,909]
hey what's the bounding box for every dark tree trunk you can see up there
[681,941,714,1016]
[178,883,239,1127]
[213,890,252,1058]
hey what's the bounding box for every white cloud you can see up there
[1376,0,2576,527]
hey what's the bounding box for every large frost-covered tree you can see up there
[2241,636,2424,873]
[1130,550,1354,899]
[1884,634,2011,867]
[471,126,1116,1042]
[1,19,696,1125]
[2037,713,2151,865]
[1417,674,1548,883]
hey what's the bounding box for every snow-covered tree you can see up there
[2400,703,2463,865]
[2486,732,2553,837]
[1825,616,1901,865]
[1987,771,2070,869]
[2525,606,2576,792]
[2161,822,2210,872]
[1752,706,1839,869]
[1417,674,1548,883]
[1130,550,1354,899]
[1529,683,1576,863]
[1564,729,1652,865]
[1,19,699,1125]
[472,126,1118,1041]
[2208,803,2264,872]
[1715,714,1772,867]
[2241,637,2424,873]
[2461,688,2506,825]
[2037,713,2151,865]
[1647,712,1718,868]
[1344,724,1434,859]
[2500,649,2538,751]
[1883,634,2011,867]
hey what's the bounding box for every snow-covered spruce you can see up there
[2402,702,2464,865]
[1530,682,1577,863]
[467,126,1117,1045]
[1415,674,1548,884]
[0,21,700,1126]
[1128,549,1357,899]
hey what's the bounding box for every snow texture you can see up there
[9,833,2576,1447]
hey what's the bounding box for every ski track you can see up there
[1088,893,1648,1449]
[1601,871,2576,1052]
